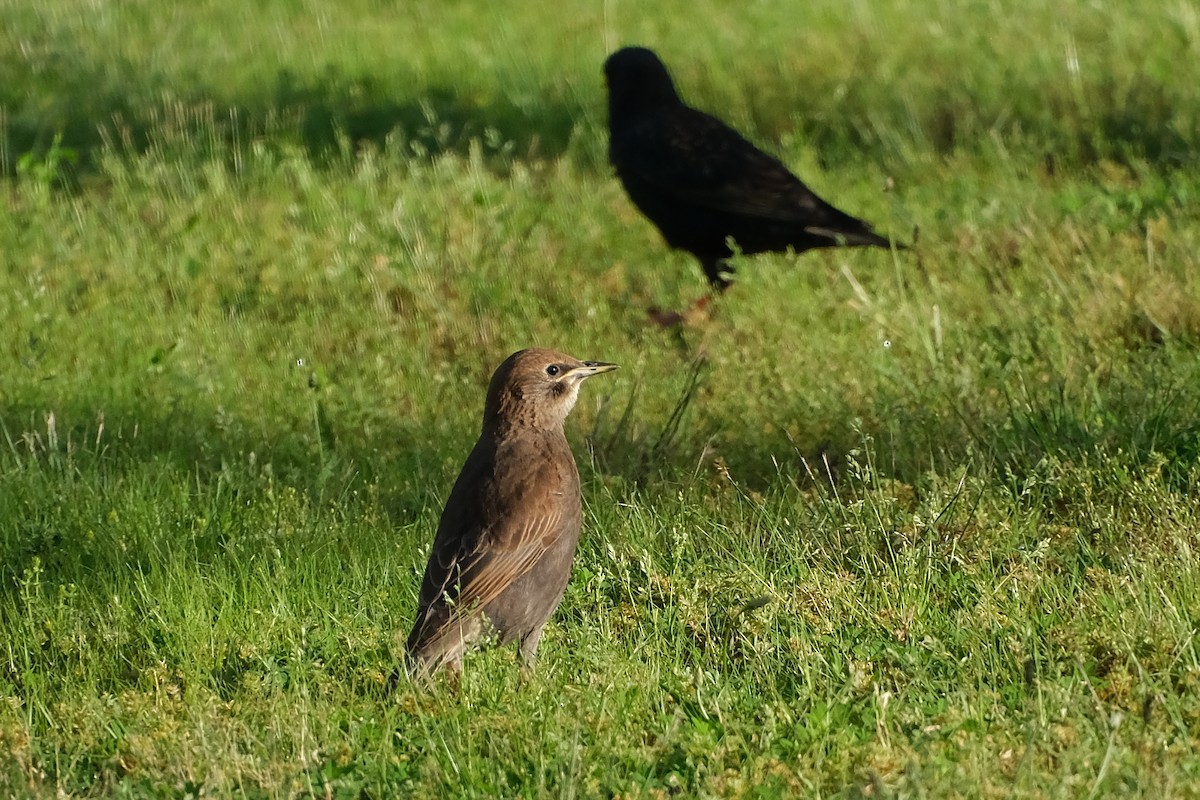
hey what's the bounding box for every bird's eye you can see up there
[545,365,560,376]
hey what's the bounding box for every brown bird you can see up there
[406,348,618,677]
[605,46,903,292]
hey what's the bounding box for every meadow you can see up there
[2,0,1200,796]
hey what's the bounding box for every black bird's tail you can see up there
[805,224,907,250]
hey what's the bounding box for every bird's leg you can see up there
[703,257,735,292]
[517,625,545,672]
[444,658,462,694]
[687,257,733,314]
[647,306,686,327]
[681,259,733,316]
[648,258,730,328]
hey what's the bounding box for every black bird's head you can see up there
[604,46,681,127]
[483,349,618,434]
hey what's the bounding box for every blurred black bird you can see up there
[605,46,903,292]
[406,349,618,679]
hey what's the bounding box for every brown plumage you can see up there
[605,46,904,291]
[406,348,618,677]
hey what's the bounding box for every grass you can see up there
[2,0,1200,796]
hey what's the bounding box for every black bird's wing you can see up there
[614,106,888,241]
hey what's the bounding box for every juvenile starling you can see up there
[406,348,618,677]
[605,46,903,291]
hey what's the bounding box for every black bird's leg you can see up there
[703,257,735,292]
[686,256,734,315]
[647,256,731,328]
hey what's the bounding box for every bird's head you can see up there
[604,46,681,126]
[483,349,618,434]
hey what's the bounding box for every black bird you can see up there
[406,349,618,678]
[605,46,902,291]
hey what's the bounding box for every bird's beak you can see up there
[572,361,619,379]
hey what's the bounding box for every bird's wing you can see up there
[446,497,565,616]
[411,443,573,644]
[616,107,858,227]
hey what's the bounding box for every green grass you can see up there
[3,0,1200,796]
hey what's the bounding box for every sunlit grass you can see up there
[2,0,1200,796]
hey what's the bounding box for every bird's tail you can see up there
[806,225,907,250]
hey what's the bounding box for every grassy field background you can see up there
[2,0,1200,796]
